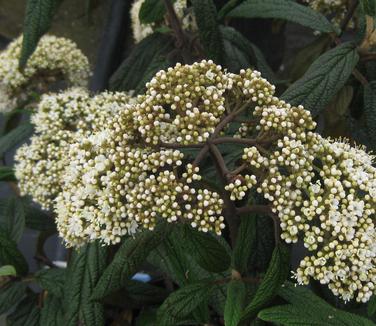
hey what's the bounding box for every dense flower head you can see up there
[15,89,134,210]
[130,0,196,43]
[13,59,376,303]
[232,100,376,303]
[0,35,90,112]
[303,0,351,29]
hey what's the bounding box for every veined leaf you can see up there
[63,242,106,326]
[0,282,27,314]
[40,294,64,326]
[139,0,166,24]
[110,33,174,93]
[22,198,56,231]
[7,294,40,326]
[0,122,34,156]
[20,0,62,68]
[157,281,214,325]
[0,227,28,276]
[0,166,16,182]
[192,0,223,62]
[218,0,245,20]
[368,295,376,316]
[227,0,337,34]
[35,268,66,298]
[363,81,376,148]
[277,283,375,326]
[0,196,26,242]
[92,223,170,300]
[0,264,17,276]
[360,0,376,16]
[232,214,257,274]
[240,244,290,322]
[224,280,246,326]
[181,225,231,273]
[282,42,359,116]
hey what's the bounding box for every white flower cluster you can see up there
[15,88,132,210]
[130,0,196,43]
[233,100,376,303]
[13,58,376,303]
[303,0,351,28]
[0,35,90,113]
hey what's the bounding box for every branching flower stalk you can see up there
[15,60,376,304]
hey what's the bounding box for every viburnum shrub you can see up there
[1,0,376,325]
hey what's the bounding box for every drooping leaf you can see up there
[0,264,17,276]
[40,294,64,326]
[125,279,169,306]
[35,268,66,298]
[232,214,257,274]
[363,81,376,148]
[276,283,375,326]
[7,294,40,326]
[192,0,223,62]
[218,0,245,19]
[0,227,28,276]
[227,0,337,34]
[181,225,231,273]
[0,282,27,314]
[157,281,214,325]
[109,33,174,93]
[20,0,62,68]
[368,295,376,316]
[0,122,34,156]
[240,244,290,322]
[224,279,246,326]
[92,223,170,300]
[63,242,107,326]
[139,0,166,24]
[0,166,16,182]
[282,42,359,116]
[0,196,26,242]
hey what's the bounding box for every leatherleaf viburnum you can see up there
[15,60,375,303]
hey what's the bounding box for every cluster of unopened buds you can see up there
[0,35,90,113]
[303,0,353,29]
[14,58,375,303]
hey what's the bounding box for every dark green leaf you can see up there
[181,225,231,273]
[7,294,40,326]
[232,214,257,274]
[0,264,17,276]
[192,0,223,62]
[0,196,26,242]
[157,281,214,325]
[0,122,34,156]
[0,166,16,181]
[227,0,336,34]
[0,282,26,314]
[63,242,106,326]
[0,227,28,275]
[364,81,376,148]
[240,244,290,322]
[110,33,174,93]
[125,280,169,305]
[20,0,62,68]
[277,283,375,326]
[360,0,376,16]
[139,0,166,24]
[40,294,64,326]
[92,223,169,300]
[23,201,56,231]
[224,280,246,326]
[282,42,359,116]
[36,268,66,298]
[368,295,376,316]
[218,0,245,20]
